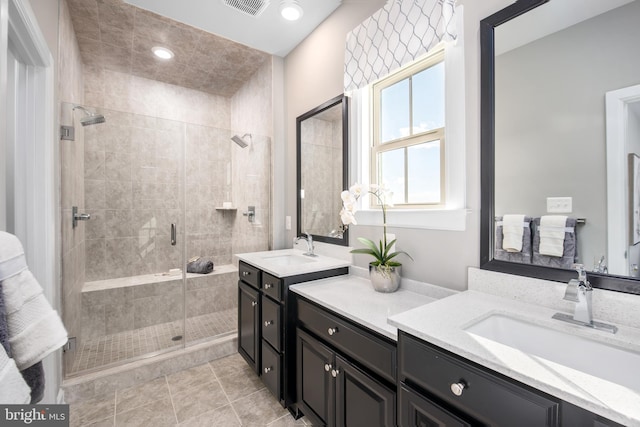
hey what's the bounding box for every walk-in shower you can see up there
[59,101,272,379]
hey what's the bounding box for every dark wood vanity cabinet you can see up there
[237,260,348,411]
[296,297,396,427]
[398,332,624,427]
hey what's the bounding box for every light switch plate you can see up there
[547,197,572,213]
[285,216,291,230]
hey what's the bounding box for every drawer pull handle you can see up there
[242,271,251,277]
[264,367,272,373]
[450,382,466,397]
[264,283,272,289]
[264,320,273,327]
[251,301,257,307]
[331,369,340,378]
[327,327,338,336]
[324,363,332,372]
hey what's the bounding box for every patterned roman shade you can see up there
[344,0,457,93]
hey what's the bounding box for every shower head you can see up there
[231,133,251,148]
[73,105,106,126]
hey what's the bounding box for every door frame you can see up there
[1,0,58,402]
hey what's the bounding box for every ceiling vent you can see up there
[222,0,271,17]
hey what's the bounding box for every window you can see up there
[371,51,445,208]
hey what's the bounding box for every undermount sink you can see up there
[261,254,317,266]
[464,313,640,392]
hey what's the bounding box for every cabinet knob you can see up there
[264,320,273,327]
[242,271,250,276]
[324,363,332,372]
[251,301,257,307]
[264,283,272,289]
[264,367,271,373]
[450,381,466,397]
[331,369,340,378]
[327,327,338,336]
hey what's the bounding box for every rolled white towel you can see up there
[502,214,526,252]
[0,232,67,370]
[539,215,568,257]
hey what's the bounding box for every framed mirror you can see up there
[480,0,640,294]
[296,95,349,246]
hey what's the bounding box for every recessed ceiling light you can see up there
[280,0,303,21]
[152,46,174,60]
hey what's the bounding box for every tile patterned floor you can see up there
[69,353,311,427]
[71,309,237,374]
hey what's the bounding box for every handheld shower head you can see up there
[231,133,251,148]
[73,105,106,126]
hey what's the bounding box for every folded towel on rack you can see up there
[532,217,578,269]
[539,215,568,257]
[187,257,214,274]
[0,231,68,372]
[502,214,526,252]
[494,216,532,264]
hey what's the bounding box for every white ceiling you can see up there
[125,0,342,57]
[495,0,635,55]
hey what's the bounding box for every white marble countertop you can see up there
[235,248,351,278]
[290,275,437,340]
[388,290,640,426]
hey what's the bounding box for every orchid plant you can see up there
[340,183,413,271]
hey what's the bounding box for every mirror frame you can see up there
[480,0,640,295]
[296,94,349,246]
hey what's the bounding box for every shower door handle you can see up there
[171,223,177,246]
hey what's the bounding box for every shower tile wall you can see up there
[83,112,182,280]
[230,60,273,255]
[58,0,86,375]
[300,117,343,237]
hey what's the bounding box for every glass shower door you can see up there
[61,103,188,376]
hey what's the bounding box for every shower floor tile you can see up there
[70,309,237,375]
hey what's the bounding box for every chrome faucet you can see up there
[295,232,317,257]
[552,264,617,334]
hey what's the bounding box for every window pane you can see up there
[412,61,445,134]
[380,78,409,143]
[407,141,440,204]
[378,148,405,205]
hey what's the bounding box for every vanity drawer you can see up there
[239,261,261,289]
[297,298,396,383]
[261,340,281,400]
[399,333,559,427]
[262,295,281,351]
[262,272,282,301]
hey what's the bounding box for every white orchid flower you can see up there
[349,183,364,198]
[340,208,357,225]
[341,190,355,204]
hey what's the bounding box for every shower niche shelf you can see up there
[215,207,237,211]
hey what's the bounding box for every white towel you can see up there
[0,344,31,404]
[0,232,68,371]
[502,214,526,252]
[539,215,568,257]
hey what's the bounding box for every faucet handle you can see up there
[572,263,588,283]
[563,279,581,302]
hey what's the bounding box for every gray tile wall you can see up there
[81,271,237,340]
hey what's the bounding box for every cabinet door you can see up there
[297,328,335,427]
[238,281,260,374]
[399,384,475,427]
[334,355,396,427]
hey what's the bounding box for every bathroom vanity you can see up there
[236,249,350,412]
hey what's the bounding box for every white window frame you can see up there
[348,6,467,231]
[371,50,446,209]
